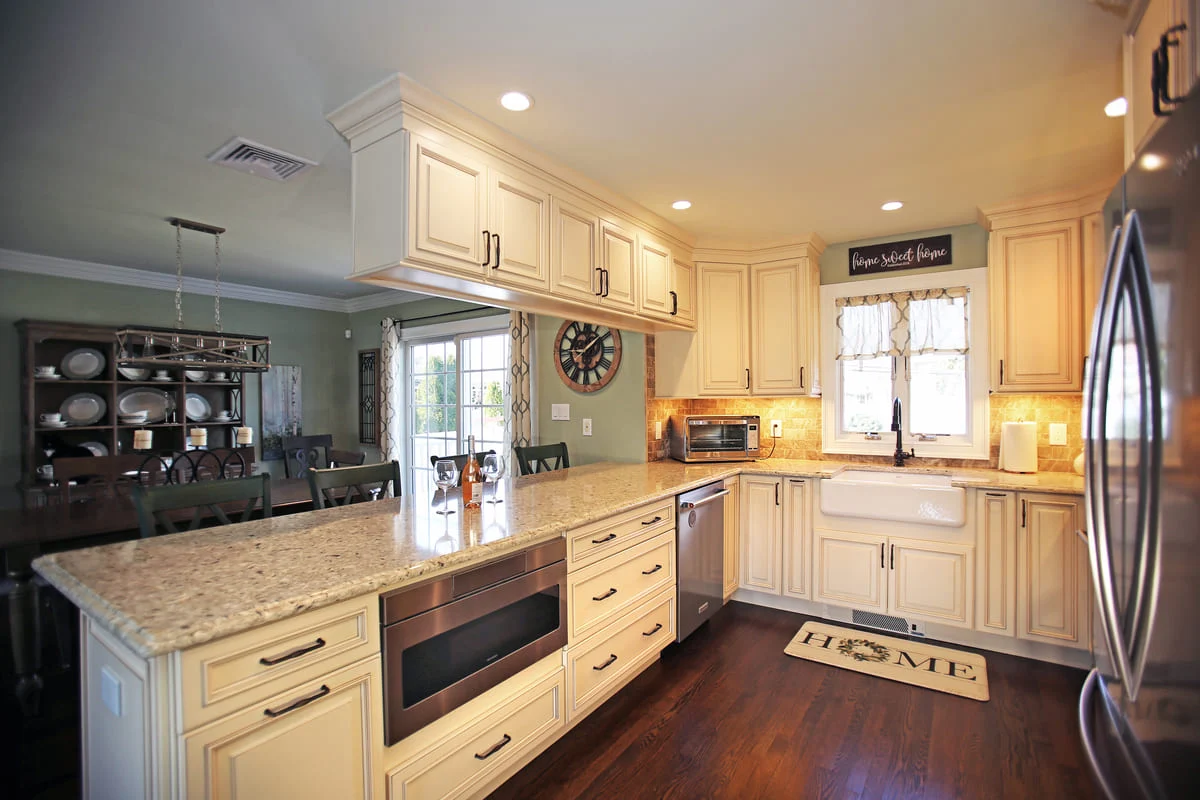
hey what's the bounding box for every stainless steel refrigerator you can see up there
[1079,84,1200,799]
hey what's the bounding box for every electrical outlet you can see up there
[551,403,570,421]
[908,621,926,637]
[1049,422,1067,446]
[582,418,593,436]
[770,420,783,438]
[654,420,663,439]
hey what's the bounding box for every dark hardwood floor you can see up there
[492,602,1100,800]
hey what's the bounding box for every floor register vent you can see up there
[207,136,317,182]
[852,610,924,637]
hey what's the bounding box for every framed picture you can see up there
[261,365,302,460]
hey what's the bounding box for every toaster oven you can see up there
[668,415,762,462]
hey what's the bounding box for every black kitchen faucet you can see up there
[892,397,915,467]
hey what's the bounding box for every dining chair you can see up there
[132,474,272,538]
[282,434,334,478]
[51,454,163,504]
[330,448,367,467]
[429,449,496,486]
[306,461,401,509]
[514,443,570,476]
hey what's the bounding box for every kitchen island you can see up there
[33,459,1083,799]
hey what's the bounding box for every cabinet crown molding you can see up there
[976,183,1114,231]
[693,234,827,265]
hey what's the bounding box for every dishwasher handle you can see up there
[680,488,730,510]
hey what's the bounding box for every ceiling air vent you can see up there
[207,136,317,182]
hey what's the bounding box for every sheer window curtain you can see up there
[379,318,404,494]
[836,287,970,359]
[504,311,532,466]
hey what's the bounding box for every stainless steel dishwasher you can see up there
[676,481,728,642]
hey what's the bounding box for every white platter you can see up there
[80,441,110,457]
[61,348,106,380]
[117,388,170,424]
[185,393,212,422]
[118,365,151,381]
[60,393,107,426]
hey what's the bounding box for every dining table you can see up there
[0,476,336,716]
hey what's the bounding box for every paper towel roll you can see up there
[1000,421,1038,473]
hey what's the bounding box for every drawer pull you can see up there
[593,653,618,671]
[641,516,663,526]
[474,733,512,760]
[593,587,618,602]
[641,564,663,575]
[591,533,618,544]
[643,622,663,637]
[259,637,326,666]
[263,684,330,718]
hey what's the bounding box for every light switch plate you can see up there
[654,421,663,440]
[1049,423,1067,446]
[582,418,593,436]
[551,403,570,421]
[100,666,123,717]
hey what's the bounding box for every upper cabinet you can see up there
[751,259,817,394]
[328,74,696,333]
[980,190,1104,393]
[1123,0,1197,167]
[698,264,751,396]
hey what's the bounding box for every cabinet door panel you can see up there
[1125,0,1172,165]
[751,261,805,394]
[740,477,781,595]
[549,197,600,303]
[976,491,1017,636]
[815,529,886,611]
[489,170,549,290]
[638,234,674,320]
[411,136,488,276]
[1017,494,1088,648]
[888,538,972,627]
[782,478,811,600]
[723,477,740,600]
[672,257,696,325]
[698,264,751,395]
[600,218,638,310]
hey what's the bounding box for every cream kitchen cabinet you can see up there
[638,234,695,325]
[698,263,752,396]
[1123,0,1196,168]
[976,490,1018,637]
[723,476,740,601]
[549,195,602,303]
[600,217,639,311]
[1017,492,1090,649]
[738,475,811,599]
[751,259,818,395]
[814,528,887,611]
[407,132,491,278]
[672,255,696,325]
[887,538,973,628]
[489,167,550,291]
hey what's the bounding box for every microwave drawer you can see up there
[567,530,676,644]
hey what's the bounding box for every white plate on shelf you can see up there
[41,420,68,428]
[183,355,208,382]
[117,365,151,381]
[80,441,109,457]
[60,348,106,380]
[185,393,212,422]
[60,393,107,425]
[117,388,170,423]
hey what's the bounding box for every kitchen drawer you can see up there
[566,498,675,570]
[386,668,565,800]
[179,594,378,730]
[567,530,676,643]
[565,586,676,722]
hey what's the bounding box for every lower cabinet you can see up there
[739,475,811,599]
[814,529,886,611]
[185,656,383,799]
[722,476,740,600]
[1017,492,1090,649]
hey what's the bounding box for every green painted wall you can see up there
[0,270,356,507]
[534,316,647,466]
[819,223,988,285]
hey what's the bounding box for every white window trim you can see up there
[820,267,990,461]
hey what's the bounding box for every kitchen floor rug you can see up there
[784,621,989,701]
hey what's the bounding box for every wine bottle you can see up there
[462,435,483,508]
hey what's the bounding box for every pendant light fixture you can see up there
[116,218,271,372]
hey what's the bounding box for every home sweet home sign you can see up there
[849,234,952,276]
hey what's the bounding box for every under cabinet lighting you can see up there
[500,91,532,111]
[881,201,903,211]
[672,200,692,210]
[1105,97,1128,118]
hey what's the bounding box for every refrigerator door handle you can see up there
[1078,669,1120,800]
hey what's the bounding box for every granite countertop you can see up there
[32,459,1082,658]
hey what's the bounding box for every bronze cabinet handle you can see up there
[746,368,751,389]
[880,543,885,569]
[263,684,330,718]
[670,290,678,315]
[890,544,895,570]
[259,637,326,666]
[593,587,618,601]
[800,366,804,388]
[593,653,618,671]
[1022,499,1027,527]
[594,267,605,296]
[591,532,617,544]
[641,516,663,526]
[474,733,512,760]
[641,564,663,575]
[481,230,491,267]
[643,622,663,637]
[492,233,501,268]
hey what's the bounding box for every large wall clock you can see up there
[554,320,622,393]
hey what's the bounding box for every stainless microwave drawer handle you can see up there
[680,488,731,510]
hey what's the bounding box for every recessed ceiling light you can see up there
[1140,152,1167,171]
[1105,97,1128,118]
[672,200,692,210]
[499,91,532,111]
[881,201,903,211]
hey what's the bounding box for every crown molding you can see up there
[343,289,426,313]
[0,248,404,314]
[692,233,828,264]
[976,181,1115,231]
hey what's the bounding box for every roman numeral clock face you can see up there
[554,320,622,393]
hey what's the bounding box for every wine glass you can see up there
[481,454,505,504]
[433,459,459,515]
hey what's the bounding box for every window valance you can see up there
[835,287,970,360]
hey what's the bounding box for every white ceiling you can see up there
[0,0,1127,299]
